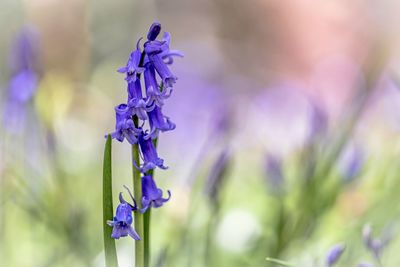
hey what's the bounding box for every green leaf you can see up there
[265,257,296,267]
[103,135,118,267]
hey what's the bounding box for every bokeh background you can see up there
[1,0,400,266]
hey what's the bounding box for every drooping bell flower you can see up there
[144,63,172,107]
[140,175,170,213]
[118,47,145,84]
[145,106,175,140]
[138,134,167,173]
[107,192,140,240]
[127,79,155,120]
[110,104,141,144]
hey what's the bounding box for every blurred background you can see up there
[1,0,400,266]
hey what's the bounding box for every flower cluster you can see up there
[107,22,182,240]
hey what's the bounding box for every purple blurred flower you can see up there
[358,263,375,267]
[308,102,328,141]
[264,154,284,195]
[326,243,345,266]
[8,70,38,102]
[140,175,171,213]
[3,27,41,132]
[107,192,140,240]
[9,26,40,73]
[138,134,167,173]
[338,145,364,182]
[362,224,391,260]
[204,149,231,203]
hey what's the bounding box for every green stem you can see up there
[143,138,157,267]
[132,140,144,267]
[143,209,151,267]
[132,51,147,267]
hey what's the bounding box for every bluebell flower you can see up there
[107,192,140,240]
[118,47,145,84]
[127,79,155,121]
[144,64,172,107]
[145,106,176,140]
[138,134,167,173]
[110,104,142,144]
[326,244,345,266]
[140,175,171,213]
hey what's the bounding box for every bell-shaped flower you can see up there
[118,48,145,84]
[137,134,167,173]
[140,175,171,213]
[107,192,140,240]
[110,104,141,144]
[145,106,175,140]
[144,64,172,107]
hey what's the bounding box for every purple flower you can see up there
[110,104,142,144]
[107,192,140,240]
[138,134,167,173]
[145,106,176,140]
[358,263,375,267]
[338,145,364,182]
[3,27,41,132]
[118,48,145,84]
[362,225,390,260]
[8,70,38,103]
[144,64,172,107]
[9,26,40,73]
[326,244,345,266]
[264,154,284,195]
[140,175,171,213]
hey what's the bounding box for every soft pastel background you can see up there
[1,1,400,267]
